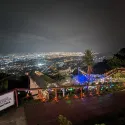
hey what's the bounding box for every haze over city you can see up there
[0,0,125,54]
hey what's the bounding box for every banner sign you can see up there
[0,91,15,111]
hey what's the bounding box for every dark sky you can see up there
[0,0,125,54]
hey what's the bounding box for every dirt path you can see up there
[0,107,27,125]
[24,91,125,125]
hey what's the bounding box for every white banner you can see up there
[0,91,15,111]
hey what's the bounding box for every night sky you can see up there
[0,0,125,54]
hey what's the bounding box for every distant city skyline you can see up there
[0,0,125,53]
[0,51,114,57]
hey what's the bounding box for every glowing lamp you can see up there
[74,94,79,99]
[89,92,93,96]
[26,93,29,98]
[65,95,69,100]
[54,97,58,102]
[82,93,85,97]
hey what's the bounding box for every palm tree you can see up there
[83,49,94,93]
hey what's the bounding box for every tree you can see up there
[83,49,94,82]
[108,56,123,69]
[0,80,8,93]
[83,49,94,94]
[83,49,94,74]
[108,48,125,68]
[112,72,125,82]
[115,48,125,60]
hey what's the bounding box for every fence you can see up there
[0,82,125,111]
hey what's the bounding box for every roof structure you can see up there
[30,73,47,88]
[30,71,56,88]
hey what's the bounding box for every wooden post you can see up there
[15,89,18,108]
[55,88,57,98]
[47,90,49,100]
[37,89,40,98]
[54,88,58,102]
[62,88,65,97]
[96,84,100,95]
[80,87,83,98]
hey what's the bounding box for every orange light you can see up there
[53,97,58,102]
[82,93,85,97]
[65,95,69,100]
[42,97,46,102]
[74,94,79,99]
[89,92,93,96]
[26,93,29,98]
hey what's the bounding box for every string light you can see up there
[68,88,73,91]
